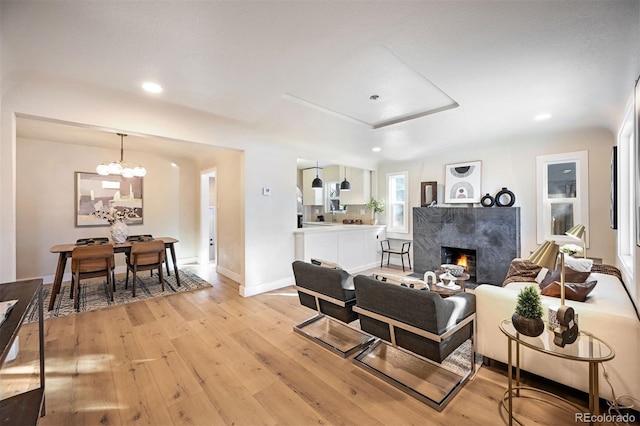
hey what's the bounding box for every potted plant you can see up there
[365,197,384,225]
[512,285,544,337]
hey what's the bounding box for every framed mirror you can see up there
[421,181,437,207]
[536,151,589,245]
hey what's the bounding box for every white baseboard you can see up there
[216,265,241,283]
[240,276,294,298]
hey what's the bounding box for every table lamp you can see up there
[529,239,566,305]
[565,224,586,259]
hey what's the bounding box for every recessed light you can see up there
[372,147,382,152]
[142,82,163,93]
[534,113,551,121]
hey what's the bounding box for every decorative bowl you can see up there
[440,264,464,277]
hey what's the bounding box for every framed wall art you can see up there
[75,172,143,227]
[444,161,482,203]
[420,181,437,206]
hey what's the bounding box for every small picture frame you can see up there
[420,181,437,206]
[445,161,482,203]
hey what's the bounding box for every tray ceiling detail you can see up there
[284,45,459,129]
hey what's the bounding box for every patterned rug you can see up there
[441,339,483,377]
[25,270,212,323]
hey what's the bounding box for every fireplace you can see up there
[441,246,477,282]
[413,206,520,286]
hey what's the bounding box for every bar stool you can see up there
[380,240,412,272]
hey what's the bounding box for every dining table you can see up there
[48,237,180,311]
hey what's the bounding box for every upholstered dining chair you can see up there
[71,244,115,311]
[125,240,166,297]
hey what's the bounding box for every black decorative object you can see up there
[480,193,495,207]
[495,187,515,207]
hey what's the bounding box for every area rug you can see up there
[25,270,212,323]
[441,339,483,377]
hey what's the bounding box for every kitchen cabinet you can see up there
[294,225,386,272]
[340,167,371,206]
[302,168,324,205]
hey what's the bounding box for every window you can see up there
[387,171,408,233]
[617,100,635,272]
[536,151,589,245]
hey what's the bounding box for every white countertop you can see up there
[295,223,386,233]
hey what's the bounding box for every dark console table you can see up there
[0,279,45,425]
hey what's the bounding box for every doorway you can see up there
[200,169,217,265]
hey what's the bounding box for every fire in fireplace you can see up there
[441,246,477,282]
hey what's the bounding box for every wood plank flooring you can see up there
[4,265,603,425]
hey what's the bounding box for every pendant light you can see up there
[312,162,323,188]
[96,133,146,178]
[340,166,351,191]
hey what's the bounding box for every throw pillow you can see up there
[372,273,428,290]
[564,255,593,273]
[540,280,597,302]
[539,267,591,289]
[310,258,341,269]
[502,258,542,286]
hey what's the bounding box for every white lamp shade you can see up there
[133,166,146,177]
[96,164,110,175]
[121,167,135,178]
[108,161,123,175]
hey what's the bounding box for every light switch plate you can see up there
[262,187,271,196]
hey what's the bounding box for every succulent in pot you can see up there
[512,285,544,337]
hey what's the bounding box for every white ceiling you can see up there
[3,1,639,164]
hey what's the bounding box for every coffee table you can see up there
[429,270,470,296]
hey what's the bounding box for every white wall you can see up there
[16,137,198,280]
[378,127,617,264]
[1,76,300,296]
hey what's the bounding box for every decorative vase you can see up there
[511,312,544,337]
[495,187,516,207]
[110,220,129,244]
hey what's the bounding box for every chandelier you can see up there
[96,133,146,178]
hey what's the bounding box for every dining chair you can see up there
[380,239,412,271]
[125,240,166,297]
[71,244,115,311]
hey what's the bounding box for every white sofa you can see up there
[476,268,640,406]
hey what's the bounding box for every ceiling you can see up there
[3,1,639,164]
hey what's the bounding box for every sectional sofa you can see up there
[475,263,640,406]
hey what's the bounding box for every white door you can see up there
[208,207,216,261]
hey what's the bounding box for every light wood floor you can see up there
[6,265,604,425]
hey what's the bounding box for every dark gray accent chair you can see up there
[352,274,476,410]
[292,260,357,323]
[291,260,373,357]
[353,274,475,363]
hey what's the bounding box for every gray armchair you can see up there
[352,274,476,410]
[291,261,373,357]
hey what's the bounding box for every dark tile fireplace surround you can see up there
[413,207,521,286]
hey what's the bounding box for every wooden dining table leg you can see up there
[49,252,69,310]
[167,242,181,287]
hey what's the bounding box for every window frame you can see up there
[386,171,409,234]
[536,151,589,246]
[617,98,635,275]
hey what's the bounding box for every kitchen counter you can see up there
[296,223,385,233]
[294,224,386,272]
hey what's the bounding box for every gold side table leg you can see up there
[589,362,600,416]
[508,337,513,426]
